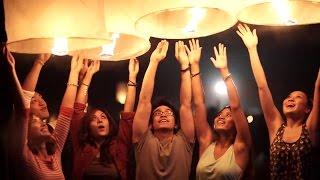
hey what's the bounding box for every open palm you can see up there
[175,41,189,66]
[150,40,169,63]
[236,24,258,49]
[210,43,227,69]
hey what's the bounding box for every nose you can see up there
[97,118,103,123]
[287,97,294,102]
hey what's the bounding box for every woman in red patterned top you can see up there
[6,47,84,179]
[71,58,139,180]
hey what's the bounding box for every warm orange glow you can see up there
[100,33,120,57]
[116,82,127,104]
[272,0,296,25]
[183,7,206,33]
[51,37,68,56]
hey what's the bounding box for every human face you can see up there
[29,115,51,142]
[89,110,110,139]
[152,105,175,131]
[213,108,235,133]
[30,93,49,119]
[283,91,310,117]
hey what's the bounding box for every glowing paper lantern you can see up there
[237,0,320,26]
[83,0,151,61]
[4,0,110,55]
[116,82,127,104]
[134,0,238,39]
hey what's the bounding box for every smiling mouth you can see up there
[159,119,169,123]
[286,103,295,108]
[217,120,225,125]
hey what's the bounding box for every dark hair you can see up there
[150,98,180,133]
[27,114,56,155]
[78,107,118,164]
[285,91,313,121]
[211,106,231,125]
[211,106,237,137]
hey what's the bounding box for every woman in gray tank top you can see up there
[190,40,252,180]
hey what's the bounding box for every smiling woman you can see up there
[237,23,320,180]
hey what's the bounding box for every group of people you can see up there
[4,24,319,180]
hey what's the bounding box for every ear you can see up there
[304,107,311,114]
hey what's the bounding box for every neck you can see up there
[154,129,174,141]
[215,131,234,148]
[35,142,49,158]
[95,138,105,148]
[286,116,304,128]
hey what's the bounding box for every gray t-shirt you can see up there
[134,129,194,180]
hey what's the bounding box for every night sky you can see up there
[0,0,320,179]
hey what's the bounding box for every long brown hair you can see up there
[27,114,56,155]
[78,107,118,164]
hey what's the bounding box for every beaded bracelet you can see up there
[67,82,78,87]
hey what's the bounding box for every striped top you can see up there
[20,107,74,180]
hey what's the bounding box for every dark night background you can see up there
[0,0,319,179]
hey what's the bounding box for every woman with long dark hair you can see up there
[71,58,139,179]
[188,40,252,179]
[5,47,83,179]
[237,23,319,179]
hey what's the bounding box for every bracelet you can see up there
[36,61,44,66]
[223,73,232,81]
[128,80,137,87]
[191,72,200,78]
[180,66,190,72]
[128,83,137,87]
[81,82,89,87]
[67,82,78,87]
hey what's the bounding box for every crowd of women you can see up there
[4,24,319,180]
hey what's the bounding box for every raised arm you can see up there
[187,39,212,154]
[53,54,83,151]
[75,60,100,105]
[237,24,282,139]
[71,60,100,147]
[175,41,194,142]
[22,53,51,91]
[307,68,320,146]
[132,40,169,143]
[124,58,139,112]
[4,47,29,154]
[5,47,27,111]
[210,43,252,148]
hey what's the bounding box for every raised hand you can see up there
[129,58,139,77]
[71,54,84,74]
[175,41,189,68]
[79,59,89,82]
[35,53,51,66]
[210,43,228,70]
[236,24,258,49]
[150,40,169,63]
[3,46,15,70]
[86,60,100,76]
[185,39,202,65]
